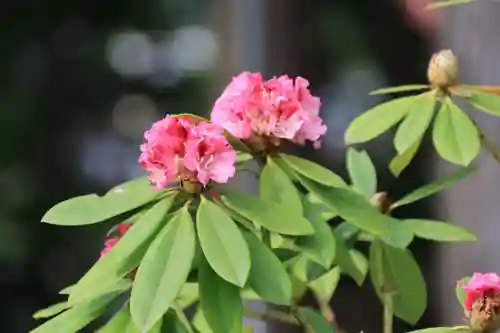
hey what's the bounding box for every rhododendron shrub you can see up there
[31,3,500,333]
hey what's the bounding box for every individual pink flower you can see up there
[210,71,327,150]
[139,115,236,188]
[100,223,131,258]
[459,273,500,311]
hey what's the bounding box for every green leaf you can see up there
[130,206,196,332]
[42,177,163,226]
[456,277,471,309]
[466,90,500,116]
[280,154,348,188]
[33,302,70,319]
[408,327,471,333]
[162,308,194,333]
[297,307,334,333]
[297,194,337,268]
[335,235,365,285]
[433,98,481,166]
[69,196,175,304]
[176,283,199,309]
[59,285,74,295]
[426,0,477,9]
[97,304,139,333]
[369,241,427,324]
[242,230,292,305]
[197,197,250,286]
[303,193,338,222]
[346,148,377,198]
[394,92,436,154]
[192,307,213,333]
[236,152,253,164]
[31,291,120,333]
[345,96,416,145]
[308,266,341,305]
[350,249,369,281]
[221,190,314,236]
[297,176,411,248]
[405,219,477,242]
[389,140,421,177]
[260,156,303,215]
[392,165,476,209]
[369,85,430,95]
[198,257,243,333]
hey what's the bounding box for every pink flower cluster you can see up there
[100,223,131,258]
[139,116,236,188]
[211,72,326,148]
[460,272,500,311]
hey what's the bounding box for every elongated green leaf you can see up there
[426,0,477,9]
[394,92,435,154]
[280,154,348,188]
[97,304,140,333]
[370,241,427,324]
[303,193,338,222]
[369,85,430,95]
[465,90,500,116]
[297,194,337,268]
[242,230,292,305]
[31,291,121,333]
[176,283,199,309]
[197,197,250,286]
[297,307,334,333]
[308,266,341,305]
[389,139,421,177]
[408,327,471,333]
[192,307,213,333]
[433,98,480,166]
[198,257,243,333]
[42,177,163,226]
[221,190,314,236]
[297,175,412,248]
[405,219,477,242]
[33,302,70,319]
[392,165,476,209]
[260,156,303,215]
[69,196,175,304]
[131,206,196,332]
[335,235,365,285]
[345,96,416,144]
[346,148,377,198]
[456,277,471,309]
[236,152,253,164]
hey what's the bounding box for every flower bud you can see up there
[370,192,392,215]
[427,49,459,89]
[468,291,500,333]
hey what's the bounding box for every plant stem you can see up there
[244,308,300,325]
[383,293,394,333]
[262,228,272,248]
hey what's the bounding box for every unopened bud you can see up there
[427,49,459,89]
[181,179,202,194]
[370,192,392,215]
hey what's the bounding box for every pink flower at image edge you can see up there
[460,272,500,311]
[210,72,327,148]
[139,115,236,188]
[100,223,132,258]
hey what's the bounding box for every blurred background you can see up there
[1,0,498,331]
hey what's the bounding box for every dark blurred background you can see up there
[2,0,494,332]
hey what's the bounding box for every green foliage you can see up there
[346,148,377,198]
[432,98,480,166]
[456,277,471,308]
[389,140,421,176]
[404,219,477,242]
[196,197,250,286]
[426,0,478,9]
[130,206,196,332]
[466,89,500,116]
[42,177,162,226]
[369,85,430,95]
[198,257,243,333]
[408,327,472,333]
[297,307,335,333]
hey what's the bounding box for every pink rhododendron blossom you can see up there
[139,115,236,188]
[459,273,500,311]
[210,71,326,149]
[100,223,131,258]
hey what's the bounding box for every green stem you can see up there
[262,228,272,248]
[375,240,393,333]
[383,293,394,333]
[243,308,300,325]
